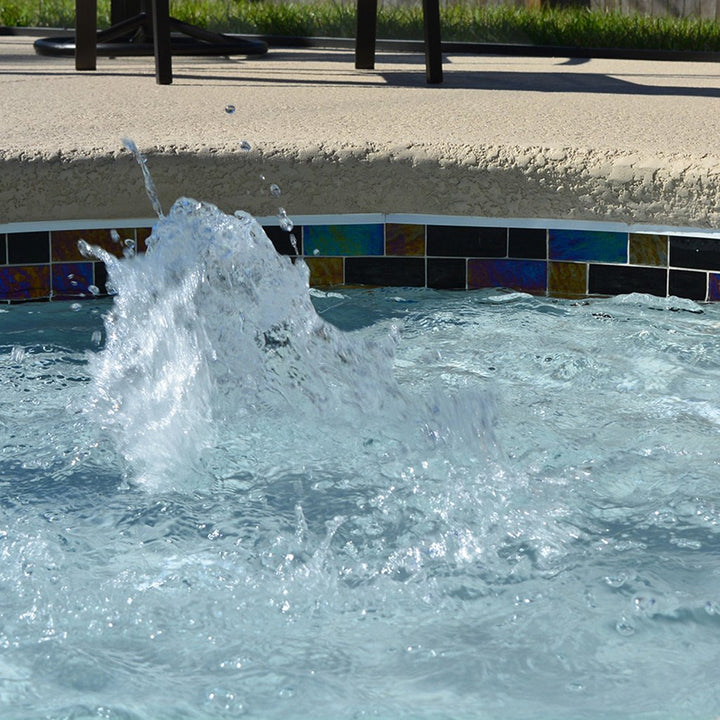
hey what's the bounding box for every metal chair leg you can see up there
[75,0,97,70]
[355,0,377,70]
[151,0,172,84]
[423,0,443,83]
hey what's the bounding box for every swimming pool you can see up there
[2,199,720,719]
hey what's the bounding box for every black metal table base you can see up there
[34,6,267,84]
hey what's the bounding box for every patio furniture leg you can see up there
[151,0,172,84]
[355,0,377,70]
[423,0,443,83]
[75,0,97,70]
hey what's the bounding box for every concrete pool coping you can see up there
[3,30,720,229]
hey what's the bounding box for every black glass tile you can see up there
[7,231,50,264]
[94,262,109,295]
[427,258,466,289]
[427,226,506,257]
[509,228,546,259]
[669,269,707,300]
[263,225,302,256]
[669,235,720,271]
[0,235,6,265]
[345,257,425,287]
[589,264,666,297]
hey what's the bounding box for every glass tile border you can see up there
[3,214,720,302]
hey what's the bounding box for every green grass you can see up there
[3,0,720,52]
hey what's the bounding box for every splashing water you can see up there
[122,137,164,218]
[3,146,720,718]
[82,198,491,492]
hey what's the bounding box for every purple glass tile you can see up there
[709,273,720,300]
[549,229,627,263]
[52,262,96,298]
[0,265,51,301]
[386,224,425,256]
[304,225,384,257]
[468,259,546,293]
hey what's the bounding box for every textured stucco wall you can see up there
[3,143,720,228]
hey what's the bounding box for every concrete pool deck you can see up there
[2,30,720,228]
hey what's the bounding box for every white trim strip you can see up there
[2,213,720,240]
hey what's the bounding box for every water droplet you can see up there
[313,248,320,256]
[277,208,294,232]
[259,174,266,181]
[10,346,25,363]
[88,284,100,296]
[633,596,656,613]
[105,281,117,296]
[270,183,282,198]
[70,303,82,312]
[239,140,252,151]
[225,104,236,114]
[604,573,628,588]
[615,616,635,636]
[705,601,720,615]
[289,233,299,254]
[77,239,93,257]
[110,229,121,244]
[91,330,103,346]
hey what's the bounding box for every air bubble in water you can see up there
[225,105,236,114]
[234,210,253,225]
[615,617,635,636]
[277,208,294,232]
[239,140,252,151]
[270,184,282,198]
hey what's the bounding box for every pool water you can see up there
[2,200,720,720]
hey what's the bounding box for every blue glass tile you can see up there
[304,224,384,257]
[468,259,546,293]
[549,229,627,263]
[52,262,95,297]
